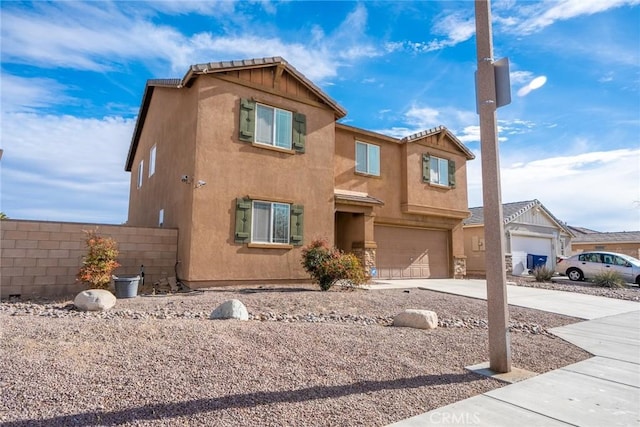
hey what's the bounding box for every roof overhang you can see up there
[402,126,475,160]
[334,189,384,207]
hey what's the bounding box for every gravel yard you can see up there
[507,275,640,301]
[0,284,592,427]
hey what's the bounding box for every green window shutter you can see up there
[448,159,456,188]
[235,197,252,243]
[422,154,430,183]
[239,99,255,142]
[292,113,306,153]
[290,204,304,246]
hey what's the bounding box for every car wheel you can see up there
[567,268,584,282]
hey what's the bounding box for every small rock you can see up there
[74,289,117,312]
[393,309,438,330]
[210,299,249,321]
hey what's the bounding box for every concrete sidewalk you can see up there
[374,279,640,426]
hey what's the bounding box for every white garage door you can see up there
[375,226,450,279]
[511,235,553,274]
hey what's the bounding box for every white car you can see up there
[557,251,640,284]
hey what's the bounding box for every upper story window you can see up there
[256,104,292,149]
[422,154,456,188]
[149,145,156,177]
[238,99,306,153]
[355,141,380,176]
[137,160,144,189]
[234,197,304,247]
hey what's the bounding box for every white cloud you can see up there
[457,126,481,143]
[424,13,476,51]
[373,103,535,144]
[599,72,615,83]
[140,0,237,16]
[1,113,135,223]
[509,70,534,85]
[0,3,380,83]
[497,0,640,34]
[467,148,640,231]
[1,4,187,71]
[387,12,476,53]
[517,75,548,97]
[0,74,74,113]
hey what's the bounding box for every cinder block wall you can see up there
[1,219,178,298]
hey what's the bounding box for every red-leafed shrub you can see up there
[301,239,366,291]
[77,230,120,289]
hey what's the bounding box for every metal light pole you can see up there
[474,0,512,373]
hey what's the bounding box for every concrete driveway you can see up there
[368,278,639,319]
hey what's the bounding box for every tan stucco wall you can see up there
[126,85,198,279]
[189,78,336,283]
[463,226,487,275]
[334,126,470,266]
[403,135,471,224]
[131,76,338,285]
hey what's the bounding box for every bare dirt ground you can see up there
[0,285,591,427]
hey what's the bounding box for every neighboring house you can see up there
[463,200,573,276]
[570,229,640,259]
[125,56,475,288]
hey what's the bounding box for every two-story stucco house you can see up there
[125,57,475,288]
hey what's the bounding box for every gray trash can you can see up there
[113,275,140,298]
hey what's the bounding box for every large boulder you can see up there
[210,299,249,321]
[74,289,117,312]
[393,309,438,330]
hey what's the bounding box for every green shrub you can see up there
[301,239,367,291]
[592,271,626,288]
[532,266,554,282]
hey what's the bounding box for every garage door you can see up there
[375,226,450,279]
[511,235,553,275]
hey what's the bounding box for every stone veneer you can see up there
[504,253,513,274]
[453,256,467,279]
[351,247,377,278]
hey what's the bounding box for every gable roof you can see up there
[572,231,640,244]
[464,199,573,235]
[402,126,475,160]
[335,122,400,144]
[183,57,346,118]
[126,56,346,171]
[568,225,600,235]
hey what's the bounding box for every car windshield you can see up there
[618,254,640,267]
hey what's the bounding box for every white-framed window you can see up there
[251,201,290,244]
[149,145,156,177]
[255,104,293,149]
[158,209,164,227]
[137,160,144,189]
[430,156,449,186]
[355,141,380,176]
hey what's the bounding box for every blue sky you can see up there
[1,0,639,231]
